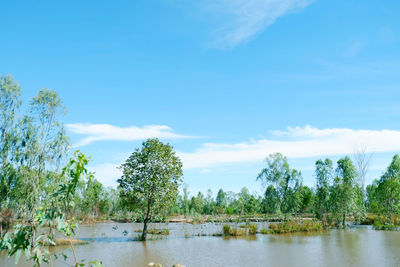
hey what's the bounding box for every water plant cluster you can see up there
[266,220,324,234]
[222,223,258,236]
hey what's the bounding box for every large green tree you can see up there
[118,138,183,240]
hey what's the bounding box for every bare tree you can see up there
[353,144,373,205]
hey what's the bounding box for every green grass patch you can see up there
[267,220,323,234]
[222,224,257,236]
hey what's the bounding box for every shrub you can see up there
[229,228,247,236]
[221,224,247,236]
[269,223,277,231]
[259,229,271,234]
[248,224,258,235]
[268,220,323,234]
[223,224,231,236]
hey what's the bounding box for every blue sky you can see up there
[2,0,400,196]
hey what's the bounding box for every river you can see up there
[1,222,400,267]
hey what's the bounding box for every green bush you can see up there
[229,228,247,236]
[248,223,258,235]
[259,229,272,234]
[268,220,323,234]
[222,224,231,235]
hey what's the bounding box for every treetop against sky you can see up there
[2,0,400,193]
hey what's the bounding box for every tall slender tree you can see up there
[314,158,333,225]
[0,75,21,234]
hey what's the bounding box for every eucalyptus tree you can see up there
[257,153,302,217]
[297,185,313,214]
[262,185,278,213]
[17,89,69,220]
[314,158,333,224]
[216,189,227,212]
[331,157,358,227]
[375,154,400,223]
[203,189,215,214]
[190,192,204,214]
[118,138,183,240]
[366,180,379,213]
[0,75,21,233]
[83,177,105,217]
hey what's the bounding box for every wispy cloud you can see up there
[67,123,192,146]
[205,0,313,48]
[178,125,400,169]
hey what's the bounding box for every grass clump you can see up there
[222,224,254,236]
[223,224,231,235]
[268,220,323,234]
[248,223,258,235]
[147,229,170,235]
[259,229,272,234]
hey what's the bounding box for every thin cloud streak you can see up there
[206,0,313,48]
[67,123,192,147]
[179,126,400,169]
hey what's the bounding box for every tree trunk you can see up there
[342,214,346,228]
[141,218,149,241]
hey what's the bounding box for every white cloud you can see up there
[206,0,313,48]
[66,123,191,146]
[178,125,400,169]
[88,163,122,187]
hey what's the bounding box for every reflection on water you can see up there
[1,222,400,267]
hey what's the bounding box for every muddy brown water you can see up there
[1,222,400,267]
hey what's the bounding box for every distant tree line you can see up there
[170,153,400,228]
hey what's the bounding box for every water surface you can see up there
[1,222,400,267]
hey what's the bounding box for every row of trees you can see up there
[168,153,400,228]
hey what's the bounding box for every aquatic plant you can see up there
[248,223,258,235]
[267,220,323,234]
[223,224,231,235]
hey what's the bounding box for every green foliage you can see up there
[268,220,323,234]
[259,228,272,234]
[0,151,102,267]
[118,138,183,240]
[216,189,227,209]
[248,223,258,235]
[257,153,303,217]
[0,75,21,224]
[222,224,231,235]
[330,156,360,227]
[314,159,333,222]
[375,155,400,223]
